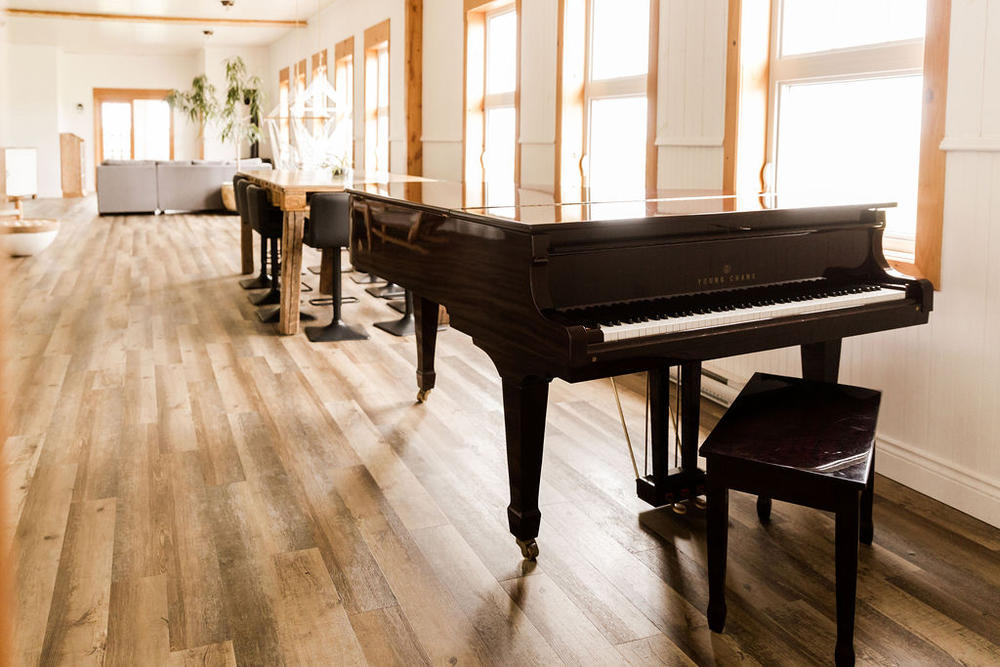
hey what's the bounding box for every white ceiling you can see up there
[3,0,336,53]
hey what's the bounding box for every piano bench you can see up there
[699,372,881,667]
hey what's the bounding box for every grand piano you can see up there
[347,181,933,558]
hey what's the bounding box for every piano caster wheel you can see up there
[693,496,707,510]
[671,501,688,515]
[516,538,539,560]
[417,388,431,403]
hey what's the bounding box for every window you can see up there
[334,37,355,168]
[767,0,927,258]
[279,67,290,146]
[311,49,329,134]
[465,2,519,206]
[364,20,391,173]
[558,0,657,200]
[93,89,174,164]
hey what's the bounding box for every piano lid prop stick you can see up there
[610,377,641,480]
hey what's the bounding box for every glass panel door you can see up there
[133,99,171,160]
[101,102,132,160]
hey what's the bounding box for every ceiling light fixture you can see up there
[203,29,214,37]
[221,0,235,8]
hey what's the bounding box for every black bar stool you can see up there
[700,372,880,667]
[302,193,367,342]
[235,176,270,290]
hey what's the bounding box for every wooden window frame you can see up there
[311,49,328,81]
[334,37,356,169]
[93,88,175,166]
[723,0,949,287]
[364,19,391,173]
[463,0,521,205]
[555,0,658,197]
[279,67,291,147]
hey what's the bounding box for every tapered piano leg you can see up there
[801,339,842,383]
[413,295,439,403]
[502,375,551,560]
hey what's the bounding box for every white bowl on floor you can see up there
[1,219,60,256]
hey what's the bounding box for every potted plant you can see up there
[219,57,264,167]
[166,75,219,159]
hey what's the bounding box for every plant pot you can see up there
[1,219,59,256]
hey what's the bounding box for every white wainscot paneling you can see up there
[656,145,723,189]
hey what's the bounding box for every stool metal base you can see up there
[239,275,270,290]
[257,306,317,324]
[366,283,405,299]
[351,273,380,284]
[374,313,415,337]
[250,289,280,306]
[305,320,369,342]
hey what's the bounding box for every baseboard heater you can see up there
[668,365,744,408]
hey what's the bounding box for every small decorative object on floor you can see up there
[1,218,60,256]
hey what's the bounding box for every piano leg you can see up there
[413,295,439,403]
[801,339,842,382]
[502,375,550,560]
[636,362,707,508]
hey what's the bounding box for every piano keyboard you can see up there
[566,283,908,343]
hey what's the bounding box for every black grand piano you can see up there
[347,181,933,558]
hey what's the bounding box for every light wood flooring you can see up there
[4,197,1000,666]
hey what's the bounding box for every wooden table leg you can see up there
[241,217,254,274]
[278,210,306,335]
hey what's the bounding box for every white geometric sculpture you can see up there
[291,75,349,173]
[263,101,297,170]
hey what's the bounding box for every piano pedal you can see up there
[671,502,688,515]
[693,496,707,510]
[516,538,539,561]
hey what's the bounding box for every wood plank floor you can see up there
[4,197,1000,666]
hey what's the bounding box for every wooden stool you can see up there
[699,372,881,667]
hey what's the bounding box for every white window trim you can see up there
[582,0,648,183]
[767,1,925,251]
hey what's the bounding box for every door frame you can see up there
[93,88,175,166]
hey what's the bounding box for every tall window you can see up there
[311,49,329,134]
[559,0,656,200]
[365,20,391,173]
[335,37,355,168]
[465,2,519,206]
[279,67,290,146]
[767,0,927,256]
[94,89,174,163]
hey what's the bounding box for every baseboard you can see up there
[876,434,1000,529]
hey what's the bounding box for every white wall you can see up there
[4,44,61,197]
[266,0,408,172]
[57,51,204,192]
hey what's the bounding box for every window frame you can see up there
[556,0,659,198]
[334,37,356,169]
[278,67,291,148]
[93,88,175,165]
[364,19,391,174]
[464,0,521,206]
[723,0,950,287]
[766,1,926,257]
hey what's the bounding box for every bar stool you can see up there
[302,193,367,342]
[700,372,880,667]
[235,176,269,290]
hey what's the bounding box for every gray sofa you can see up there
[97,158,266,215]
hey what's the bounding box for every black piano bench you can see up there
[699,372,881,667]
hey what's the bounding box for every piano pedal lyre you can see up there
[516,538,539,560]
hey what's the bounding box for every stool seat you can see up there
[700,372,881,667]
[700,374,880,488]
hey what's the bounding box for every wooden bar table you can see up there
[238,168,430,335]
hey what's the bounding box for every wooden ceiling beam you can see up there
[3,8,307,29]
